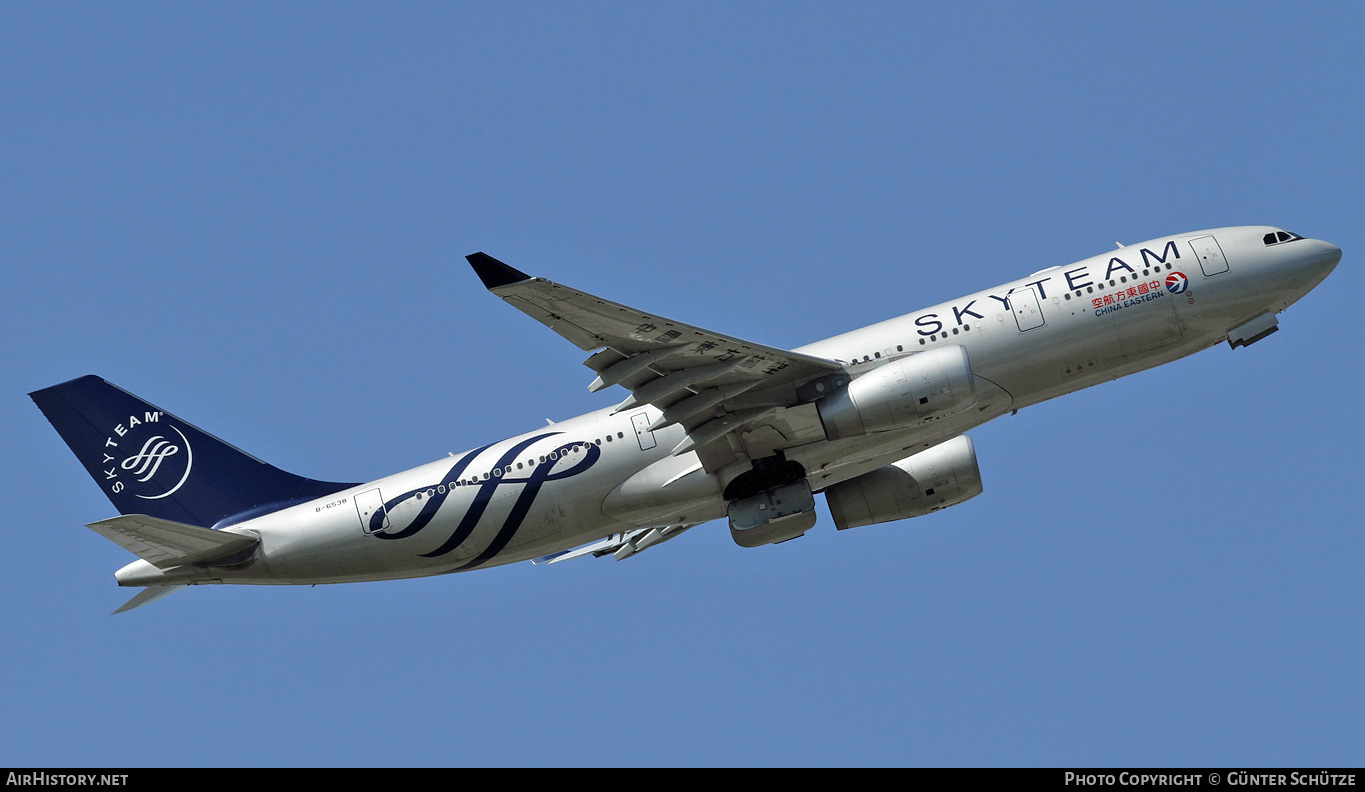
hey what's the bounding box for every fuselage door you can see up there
[1188,235,1230,276]
[631,411,657,451]
[355,488,390,534]
[1009,286,1046,332]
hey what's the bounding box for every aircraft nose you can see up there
[1309,239,1342,278]
[1287,239,1341,294]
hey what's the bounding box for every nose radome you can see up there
[1295,239,1341,290]
[1312,240,1342,276]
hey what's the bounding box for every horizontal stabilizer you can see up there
[113,584,186,614]
[87,514,258,569]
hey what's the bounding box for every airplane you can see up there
[30,226,1340,613]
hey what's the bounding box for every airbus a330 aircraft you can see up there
[32,226,1340,612]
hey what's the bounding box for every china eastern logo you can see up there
[1165,272,1189,294]
[99,411,194,499]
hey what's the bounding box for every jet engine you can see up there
[824,435,983,530]
[817,345,977,441]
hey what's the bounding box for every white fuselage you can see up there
[116,226,1340,588]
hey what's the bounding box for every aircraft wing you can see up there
[468,254,850,475]
[532,524,694,564]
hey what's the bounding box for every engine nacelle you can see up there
[817,345,977,441]
[824,435,983,530]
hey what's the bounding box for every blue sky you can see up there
[3,2,1362,766]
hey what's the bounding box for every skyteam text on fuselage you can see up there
[31,226,1341,612]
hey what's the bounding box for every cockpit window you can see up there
[1264,230,1304,246]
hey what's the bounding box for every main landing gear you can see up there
[723,454,817,548]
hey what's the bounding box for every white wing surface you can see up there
[86,514,259,569]
[468,253,849,476]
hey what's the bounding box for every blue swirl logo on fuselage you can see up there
[367,432,601,571]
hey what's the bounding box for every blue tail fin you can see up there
[31,375,357,528]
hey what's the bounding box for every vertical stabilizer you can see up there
[31,375,356,528]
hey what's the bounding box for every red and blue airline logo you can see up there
[1166,272,1189,294]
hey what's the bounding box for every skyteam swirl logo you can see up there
[100,411,194,500]
[122,435,181,481]
[1165,272,1189,294]
[368,432,601,571]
